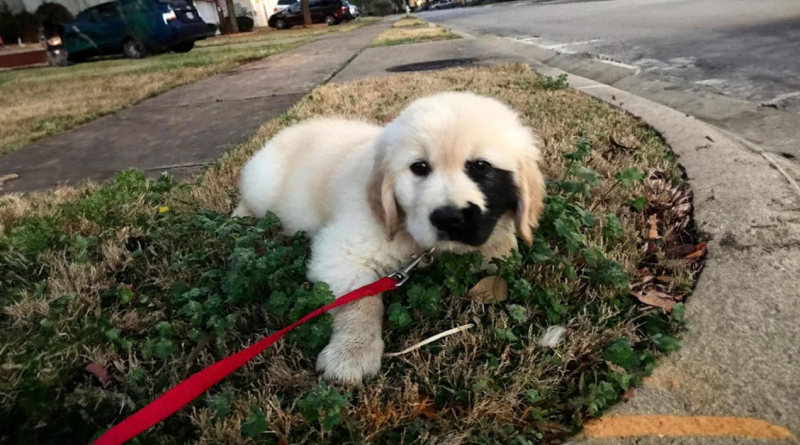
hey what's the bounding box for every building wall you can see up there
[1,0,26,13]
[196,0,276,27]
[194,0,220,24]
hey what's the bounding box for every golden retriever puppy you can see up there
[234,92,545,385]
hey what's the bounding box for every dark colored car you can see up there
[268,0,353,29]
[44,0,207,66]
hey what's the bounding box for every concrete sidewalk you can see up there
[0,21,390,194]
[334,36,800,443]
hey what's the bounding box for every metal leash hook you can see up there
[390,247,436,286]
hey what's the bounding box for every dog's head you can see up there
[368,92,545,248]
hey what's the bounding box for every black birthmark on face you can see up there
[438,160,518,246]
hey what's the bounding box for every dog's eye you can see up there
[468,160,492,175]
[410,161,431,177]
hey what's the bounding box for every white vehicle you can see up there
[345,0,359,17]
[430,0,455,9]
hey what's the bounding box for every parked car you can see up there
[268,0,353,29]
[430,0,456,9]
[43,0,207,66]
[273,0,297,15]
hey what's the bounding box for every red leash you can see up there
[94,249,434,445]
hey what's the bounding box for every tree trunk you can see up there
[225,0,239,33]
[301,0,312,28]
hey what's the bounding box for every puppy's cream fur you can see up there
[234,92,545,385]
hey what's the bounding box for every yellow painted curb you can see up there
[583,415,795,440]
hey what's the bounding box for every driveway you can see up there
[423,0,800,114]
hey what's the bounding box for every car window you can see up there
[288,2,301,12]
[309,0,322,8]
[75,10,91,22]
[77,7,100,22]
[278,0,296,5]
[95,3,120,20]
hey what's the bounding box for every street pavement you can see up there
[422,0,800,114]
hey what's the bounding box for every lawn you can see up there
[370,16,460,47]
[0,19,380,158]
[0,64,702,444]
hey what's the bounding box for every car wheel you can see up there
[67,51,90,64]
[122,37,148,60]
[325,15,336,25]
[170,42,195,53]
[275,19,287,29]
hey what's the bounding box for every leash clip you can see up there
[390,247,436,286]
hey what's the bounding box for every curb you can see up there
[448,28,800,183]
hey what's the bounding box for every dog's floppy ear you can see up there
[368,153,403,239]
[514,137,546,245]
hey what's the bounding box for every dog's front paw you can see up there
[316,336,383,386]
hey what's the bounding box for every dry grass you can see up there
[0,64,698,444]
[391,16,427,28]
[370,17,460,47]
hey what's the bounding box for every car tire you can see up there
[122,37,148,60]
[170,42,195,53]
[325,15,336,25]
[67,51,90,64]
[275,19,288,29]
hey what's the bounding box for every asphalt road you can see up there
[422,0,800,114]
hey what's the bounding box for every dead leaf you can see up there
[672,202,692,218]
[647,214,660,239]
[631,268,655,289]
[631,289,677,312]
[605,360,627,374]
[684,242,707,259]
[621,388,636,401]
[603,136,635,160]
[665,244,696,259]
[610,136,633,151]
[85,363,113,386]
[468,276,508,303]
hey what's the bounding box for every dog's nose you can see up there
[430,206,465,230]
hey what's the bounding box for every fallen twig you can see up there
[384,324,474,357]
